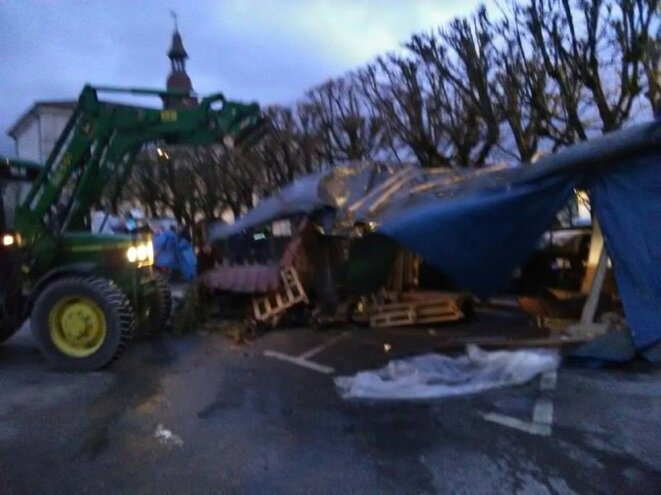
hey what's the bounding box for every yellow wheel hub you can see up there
[48,297,107,358]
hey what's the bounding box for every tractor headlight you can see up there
[2,233,16,246]
[1,232,21,247]
[127,240,154,267]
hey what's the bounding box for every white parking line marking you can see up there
[263,333,350,375]
[263,350,335,374]
[481,370,557,437]
[481,412,552,437]
[298,332,349,360]
[533,397,554,425]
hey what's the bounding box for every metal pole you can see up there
[580,243,608,324]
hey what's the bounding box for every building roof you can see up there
[7,100,77,139]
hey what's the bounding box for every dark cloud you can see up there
[0,0,479,156]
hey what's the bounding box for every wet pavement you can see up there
[1,320,660,494]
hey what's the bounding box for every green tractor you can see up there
[0,85,263,370]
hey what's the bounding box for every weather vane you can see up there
[170,10,178,31]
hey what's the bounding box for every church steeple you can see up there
[163,12,197,109]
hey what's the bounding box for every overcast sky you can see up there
[0,0,483,156]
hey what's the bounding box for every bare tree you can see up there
[491,2,564,160]
[523,0,657,138]
[561,0,654,131]
[524,0,591,142]
[429,6,501,164]
[358,56,452,167]
[306,77,383,162]
[638,0,661,113]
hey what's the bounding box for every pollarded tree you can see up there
[306,77,383,163]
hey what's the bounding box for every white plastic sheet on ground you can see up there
[335,345,559,400]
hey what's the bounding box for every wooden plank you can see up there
[410,254,420,289]
[282,282,296,302]
[372,302,414,312]
[411,176,463,193]
[370,310,462,328]
[371,302,455,315]
[398,291,463,302]
[372,296,455,310]
[417,314,462,324]
[415,300,454,309]
[347,166,413,213]
[417,306,460,318]
[252,300,263,319]
[368,170,415,214]
[370,315,415,328]
[371,308,415,320]
[435,335,590,350]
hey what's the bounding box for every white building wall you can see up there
[13,106,73,164]
[38,109,72,162]
[5,118,39,225]
[15,119,40,162]
[5,106,74,227]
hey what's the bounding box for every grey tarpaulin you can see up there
[211,172,325,239]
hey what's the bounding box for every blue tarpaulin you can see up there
[153,231,197,281]
[379,125,661,350]
[379,174,579,298]
[588,151,661,348]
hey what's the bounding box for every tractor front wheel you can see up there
[0,323,19,344]
[0,287,25,344]
[31,276,135,371]
[141,273,172,338]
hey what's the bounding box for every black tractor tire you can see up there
[0,322,20,344]
[31,276,135,371]
[0,286,26,344]
[145,273,172,336]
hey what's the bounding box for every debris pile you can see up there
[194,122,661,360]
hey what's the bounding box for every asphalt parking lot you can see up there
[1,318,660,494]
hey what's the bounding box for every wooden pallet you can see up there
[369,294,464,328]
[252,267,308,325]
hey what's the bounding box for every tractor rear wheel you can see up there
[31,276,135,371]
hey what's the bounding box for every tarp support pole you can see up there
[581,219,605,295]
[567,219,610,340]
[580,243,608,324]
